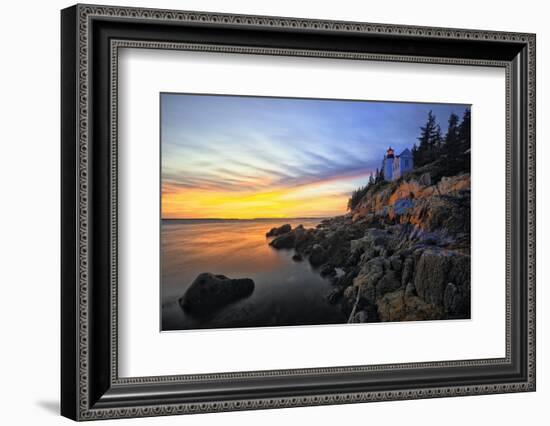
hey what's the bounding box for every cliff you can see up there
[267,170,471,323]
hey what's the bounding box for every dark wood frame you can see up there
[61,4,536,421]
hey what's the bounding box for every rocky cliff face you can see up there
[268,172,471,323]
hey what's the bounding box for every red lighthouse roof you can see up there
[386,147,395,158]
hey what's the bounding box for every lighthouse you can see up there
[381,146,414,181]
[383,147,395,180]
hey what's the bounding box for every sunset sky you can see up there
[161,94,468,219]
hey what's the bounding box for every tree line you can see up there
[412,108,471,175]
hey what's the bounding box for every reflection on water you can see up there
[161,218,346,331]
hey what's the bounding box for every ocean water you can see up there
[161,218,347,331]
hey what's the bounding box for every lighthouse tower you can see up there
[383,147,395,180]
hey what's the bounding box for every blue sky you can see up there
[161,93,469,219]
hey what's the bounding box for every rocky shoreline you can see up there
[267,172,471,323]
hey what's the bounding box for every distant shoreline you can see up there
[162,217,332,222]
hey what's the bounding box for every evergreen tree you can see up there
[442,112,462,174]
[411,143,419,166]
[458,109,470,138]
[456,108,471,172]
[415,110,439,167]
[347,184,369,211]
[433,124,443,151]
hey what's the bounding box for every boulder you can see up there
[179,273,255,314]
[269,232,296,249]
[349,310,369,323]
[333,268,359,289]
[376,270,402,298]
[292,253,303,262]
[354,299,379,322]
[353,256,389,303]
[294,226,315,250]
[414,248,470,311]
[320,264,336,277]
[376,289,444,322]
[266,224,291,237]
[326,287,343,304]
[309,244,328,266]
[414,248,454,306]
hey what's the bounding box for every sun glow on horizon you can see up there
[162,172,370,219]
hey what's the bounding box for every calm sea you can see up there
[161,218,346,331]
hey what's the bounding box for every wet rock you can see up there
[294,226,314,250]
[266,224,291,237]
[179,273,255,314]
[349,310,369,323]
[334,268,359,289]
[348,299,379,323]
[309,244,328,266]
[269,232,296,249]
[326,287,343,304]
[320,264,336,277]
[292,253,303,262]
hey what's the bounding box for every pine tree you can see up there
[433,124,443,151]
[442,112,461,174]
[411,143,419,166]
[456,108,471,172]
[415,110,439,167]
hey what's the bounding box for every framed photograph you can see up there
[61,4,536,421]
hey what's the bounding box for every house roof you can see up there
[398,148,412,157]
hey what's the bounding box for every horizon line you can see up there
[161,216,338,221]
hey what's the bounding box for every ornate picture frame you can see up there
[61,4,535,421]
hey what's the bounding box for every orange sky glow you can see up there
[162,173,369,219]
